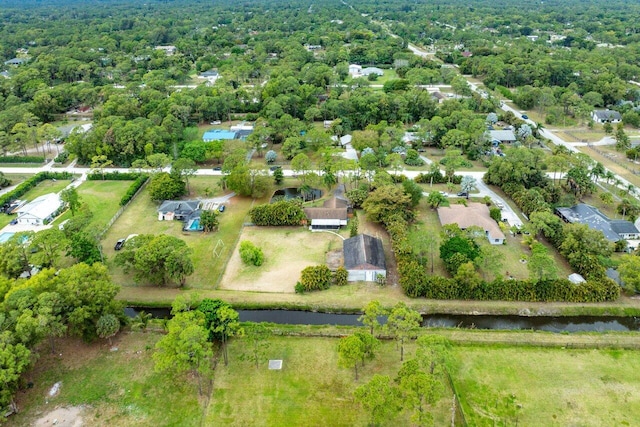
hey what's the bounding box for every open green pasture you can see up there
[206,335,450,426]
[452,345,640,426]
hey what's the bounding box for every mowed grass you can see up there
[9,332,203,427]
[452,345,640,426]
[206,335,451,426]
[53,180,132,231]
[103,176,255,288]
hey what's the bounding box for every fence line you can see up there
[98,178,149,239]
[587,144,640,176]
[445,370,468,427]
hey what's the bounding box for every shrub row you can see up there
[87,171,143,181]
[0,172,74,207]
[0,155,45,163]
[249,199,306,226]
[295,266,348,293]
[399,261,619,302]
[119,174,149,206]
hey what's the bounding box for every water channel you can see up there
[124,308,640,333]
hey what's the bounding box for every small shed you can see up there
[343,234,386,282]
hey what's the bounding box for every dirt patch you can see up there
[34,406,84,427]
[326,249,343,270]
[220,227,345,292]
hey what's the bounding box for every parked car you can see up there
[9,219,18,225]
[210,120,221,125]
[269,166,281,171]
[218,205,225,212]
[457,192,468,197]
[212,166,222,171]
[114,238,126,251]
[521,114,529,120]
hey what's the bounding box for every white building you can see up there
[16,193,63,226]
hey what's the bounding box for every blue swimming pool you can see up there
[184,218,203,231]
[0,232,15,243]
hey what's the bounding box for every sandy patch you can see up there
[34,406,84,427]
[220,227,345,292]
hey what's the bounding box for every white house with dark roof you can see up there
[157,200,201,221]
[16,193,62,226]
[592,109,622,124]
[343,234,386,282]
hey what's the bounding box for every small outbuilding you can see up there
[343,234,386,282]
[592,109,622,124]
[304,197,349,231]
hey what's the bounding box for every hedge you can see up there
[0,172,74,207]
[0,156,45,163]
[87,171,143,181]
[119,174,149,206]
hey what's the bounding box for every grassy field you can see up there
[53,180,133,231]
[206,335,450,426]
[11,328,640,427]
[452,345,640,426]
[103,176,257,288]
[9,332,203,427]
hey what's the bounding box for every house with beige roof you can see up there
[437,202,506,245]
[304,197,349,231]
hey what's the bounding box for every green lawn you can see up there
[453,345,640,426]
[53,180,133,232]
[103,176,256,288]
[9,332,203,427]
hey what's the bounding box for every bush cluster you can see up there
[296,265,333,293]
[54,151,69,163]
[0,155,45,163]
[415,171,462,185]
[239,241,264,266]
[249,199,306,226]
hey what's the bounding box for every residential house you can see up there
[592,109,622,124]
[348,64,362,77]
[16,193,63,226]
[331,134,352,147]
[4,58,26,66]
[157,200,201,221]
[437,203,506,245]
[489,129,517,145]
[304,197,349,231]
[555,204,640,244]
[154,45,176,55]
[361,67,384,77]
[343,234,386,282]
[197,69,220,84]
[431,91,447,103]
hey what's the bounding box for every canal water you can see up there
[124,308,640,333]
